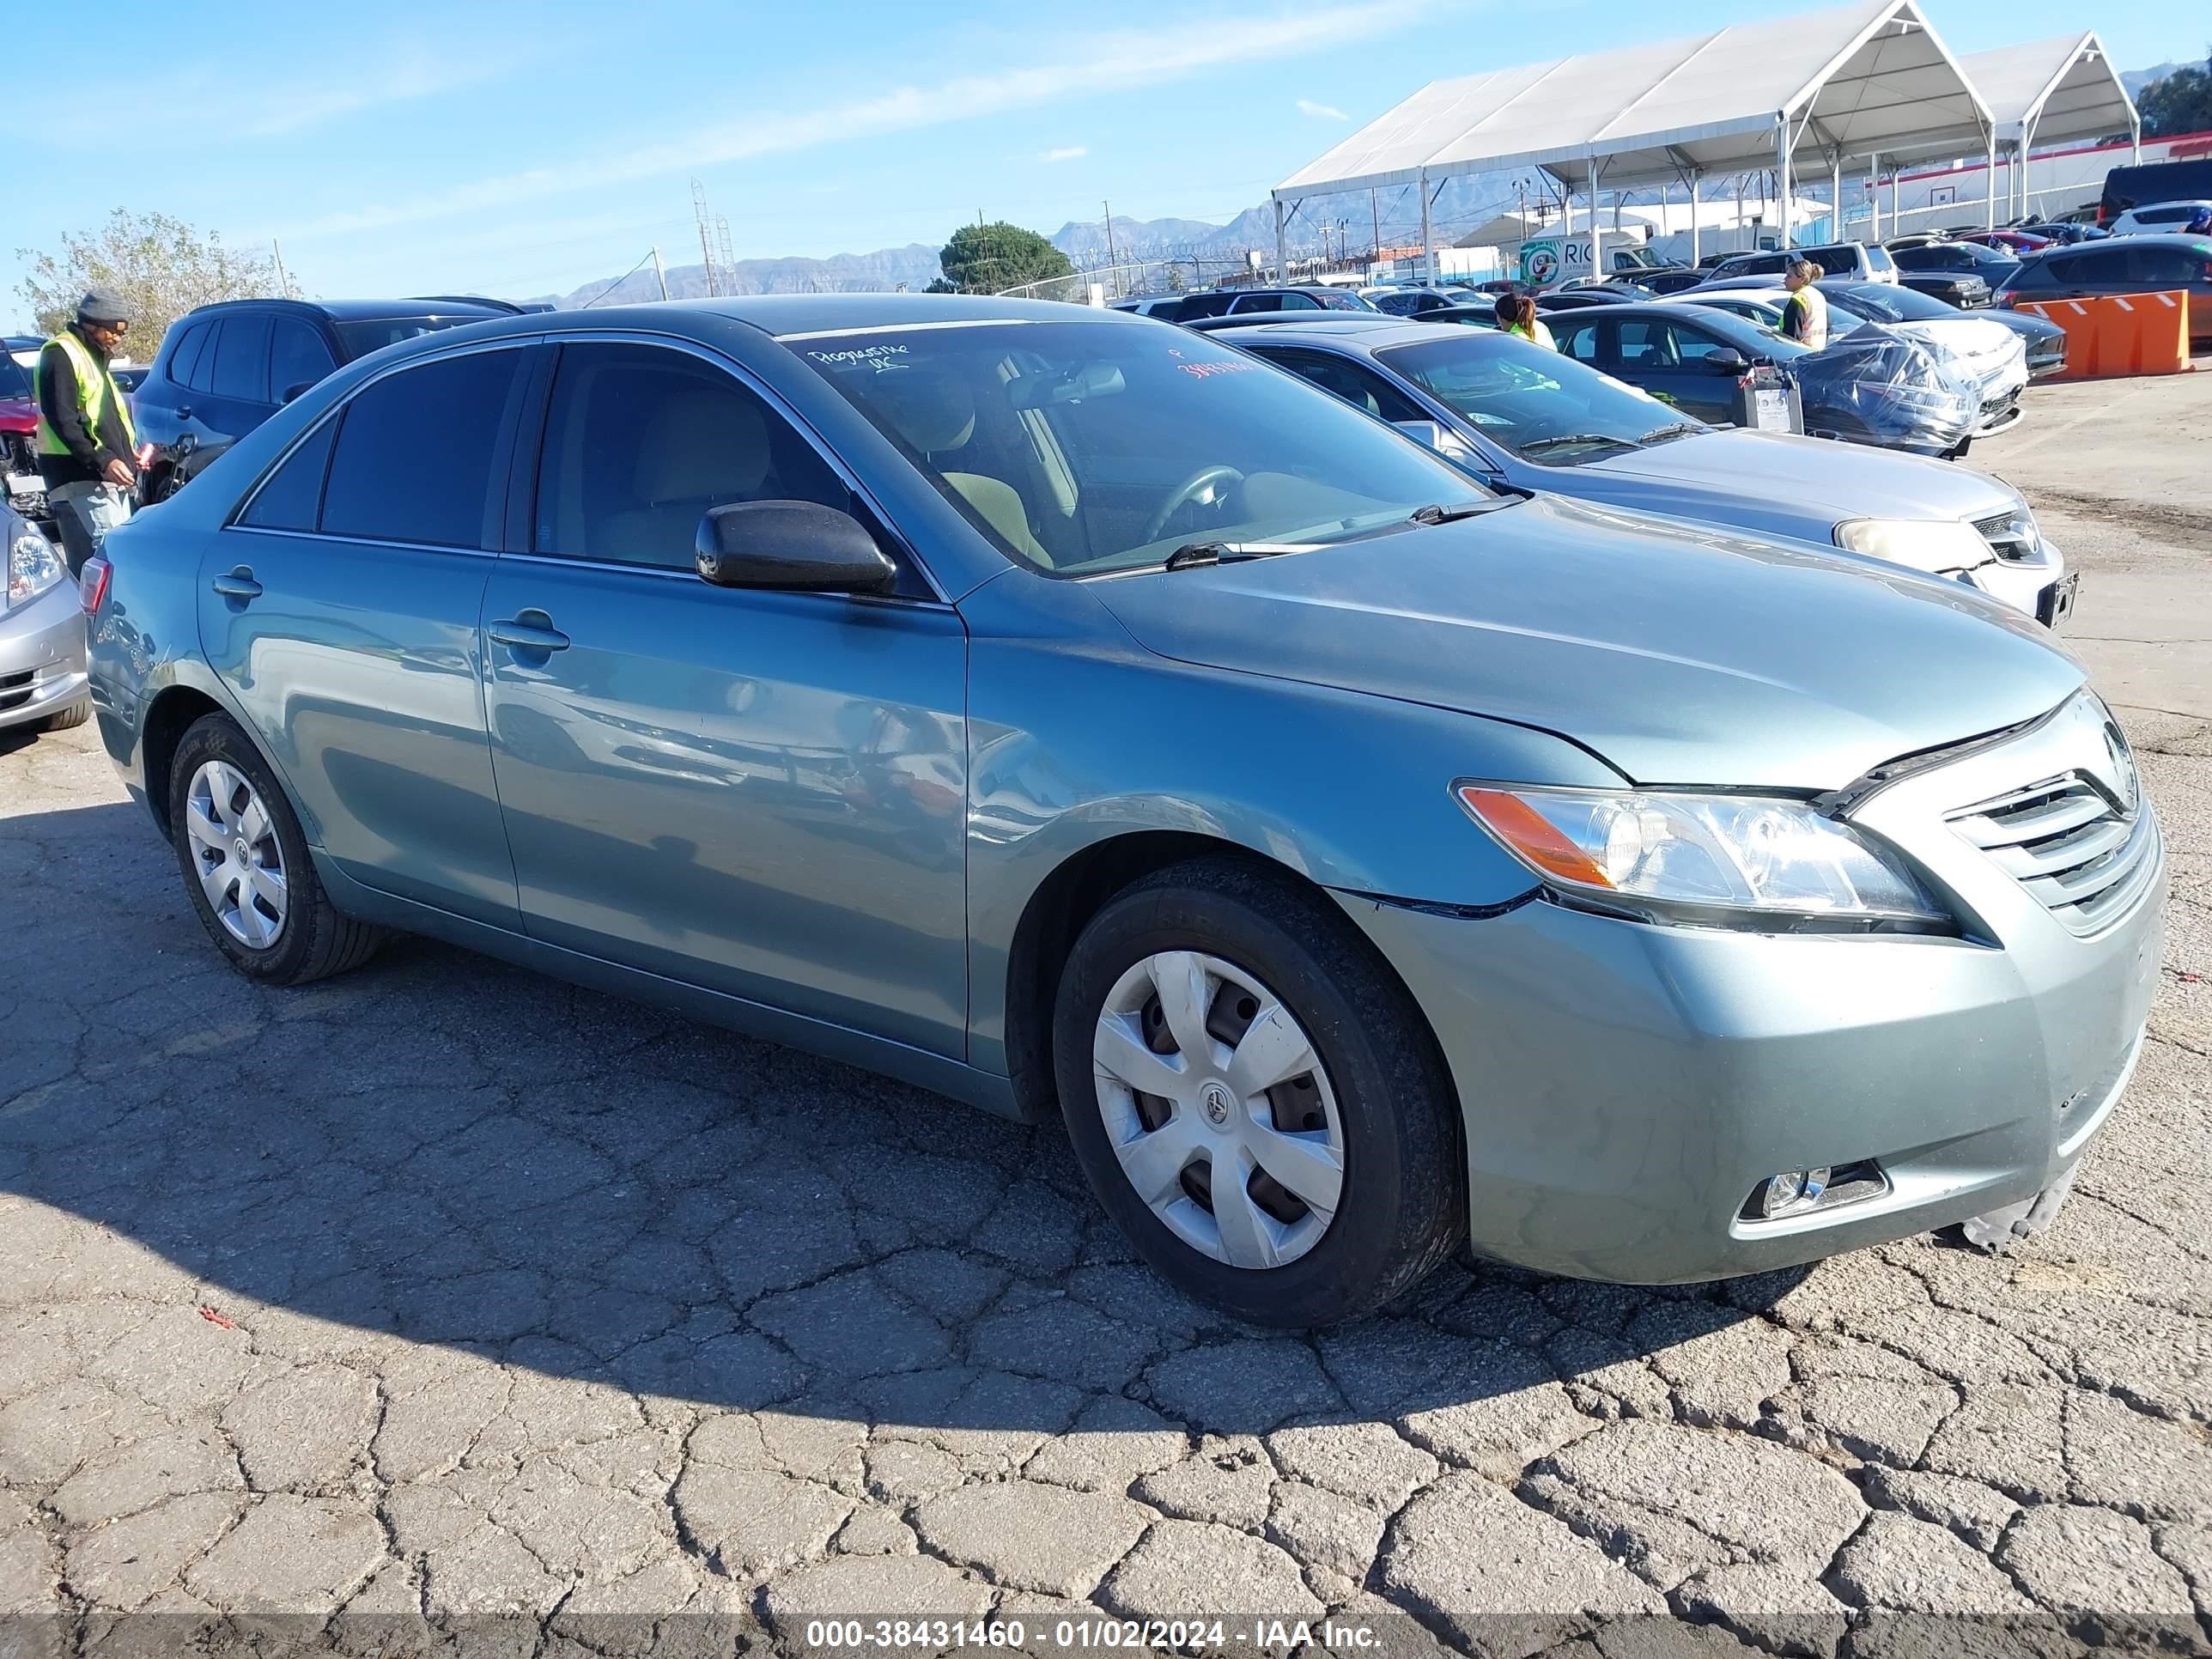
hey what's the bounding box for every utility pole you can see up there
[270,240,290,296]
[1102,201,1116,276]
[651,246,669,301]
[714,216,736,294]
[1370,189,1382,260]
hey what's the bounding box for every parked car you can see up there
[82,295,2156,1323]
[2107,200,2212,238]
[1533,289,1649,312]
[2101,158,2212,226]
[2014,222,2107,246]
[1995,234,2212,346]
[1543,301,1979,459]
[2,499,87,735]
[1212,316,2070,623]
[1819,278,2069,381]
[1110,295,1191,318]
[1899,271,1994,309]
[1704,242,1899,284]
[1406,305,1504,330]
[1957,230,2051,253]
[132,297,521,502]
[1889,240,2018,301]
[109,362,151,398]
[1,341,49,530]
[1635,268,1711,295]
[1362,286,1462,317]
[1683,283,2029,434]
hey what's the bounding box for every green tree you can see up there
[15,210,295,353]
[2138,52,2212,140]
[935,222,1075,295]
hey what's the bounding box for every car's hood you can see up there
[1089,495,2081,791]
[1573,428,2015,546]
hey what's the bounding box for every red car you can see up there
[1,337,47,526]
[1958,230,2052,253]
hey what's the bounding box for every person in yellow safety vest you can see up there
[1779,260,1830,350]
[36,288,143,577]
[1492,292,1557,349]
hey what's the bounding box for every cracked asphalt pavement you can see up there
[4,374,2210,1657]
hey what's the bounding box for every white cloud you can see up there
[243,52,507,137]
[1297,99,1350,120]
[1039,145,1090,163]
[278,1,1432,240]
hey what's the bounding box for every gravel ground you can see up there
[3,378,2209,1657]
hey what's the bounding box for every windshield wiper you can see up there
[1517,432,1640,459]
[1161,540,1316,570]
[1408,499,1516,526]
[1636,421,1707,445]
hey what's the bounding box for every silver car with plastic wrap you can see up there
[84,296,2161,1324]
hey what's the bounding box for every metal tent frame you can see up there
[1272,0,1992,279]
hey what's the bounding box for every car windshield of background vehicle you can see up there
[788,323,1493,577]
[333,317,486,357]
[0,352,31,400]
[1827,283,1956,323]
[1376,336,1705,464]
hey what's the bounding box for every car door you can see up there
[194,313,279,468]
[1608,319,1723,422]
[478,336,969,1058]
[267,315,340,406]
[202,341,531,927]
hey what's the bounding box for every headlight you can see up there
[6,527,64,611]
[1833,518,1990,573]
[1455,784,1949,929]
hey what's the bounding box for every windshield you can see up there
[333,316,485,357]
[0,351,31,400]
[791,321,1491,577]
[1825,283,1957,323]
[1376,334,1703,464]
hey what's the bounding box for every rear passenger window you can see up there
[1556,321,1603,362]
[240,420,337,531]
[2125,246,2197,284]
[531,343,847,570]
[166,322,210,390]
[268,319,338,402]
[210,317,270,402]
[320,349,522,548]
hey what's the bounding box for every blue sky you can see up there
[9,0,2201,320]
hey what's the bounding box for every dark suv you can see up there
[1996,234,2212,346]
[134,297,522,501]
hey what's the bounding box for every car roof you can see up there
[1188,313,1407,337]
[181,296,520,323]
[1200,317,1474,351]
[2014,232,2209,261]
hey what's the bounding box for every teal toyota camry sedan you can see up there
[84,295,2163,1325]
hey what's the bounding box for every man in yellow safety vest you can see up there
[36,288,142,576]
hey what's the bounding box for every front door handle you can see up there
[489,613,570,653]
[210,568,262,600]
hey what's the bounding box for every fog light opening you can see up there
[1742,1160,1887,1223]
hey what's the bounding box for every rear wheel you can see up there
[167,714,385,985]
[1054,858,1464,1327]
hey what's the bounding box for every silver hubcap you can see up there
[1092,951,1345,1269]
[184,761,287,950]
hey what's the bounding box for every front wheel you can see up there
[167,713,386,985]
[1053,859,1465,1327]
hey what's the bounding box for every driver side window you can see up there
[1257,349,1427,424]
[532,343,851,571]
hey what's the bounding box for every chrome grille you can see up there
[1948,771,2158,934]
[1972,508,2039,562]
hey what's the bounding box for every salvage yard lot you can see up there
[3,369,2209,1653]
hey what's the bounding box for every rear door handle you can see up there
[489,613,570,653]
[210,568,262,600]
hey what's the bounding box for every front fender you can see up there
[959,574,1624,1070]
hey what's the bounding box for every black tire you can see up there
[1053,857,1465,1328]
[167,713,386,986]
[38,698,91,732]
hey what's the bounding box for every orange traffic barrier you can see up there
[2015,291,2191,380]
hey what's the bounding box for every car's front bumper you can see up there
[0,574,87,731]
[1966,532,2070,629]
[1338,710,2165,1284]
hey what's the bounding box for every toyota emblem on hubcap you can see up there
[234,838,252,864]
[1200,1082,1233,1127]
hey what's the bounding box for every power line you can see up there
[579,248,660,308]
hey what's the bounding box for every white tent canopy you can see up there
[1273,0,1994,273]
[1960,33,2139,216]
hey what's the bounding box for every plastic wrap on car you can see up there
[1792,322,1978,453]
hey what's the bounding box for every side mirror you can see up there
[1705,349,1749,375]
[696,501,897,595]
[280,381,316,404]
